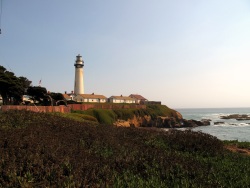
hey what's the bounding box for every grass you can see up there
[146,104,180,118]
[73,109,117,124]
[53,112,99,124]
[0,110,250,187]
[72,104,180,125]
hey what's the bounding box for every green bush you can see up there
[71,105,180,125]
[113,109,136,120]
[146,104,179,118]
[93,109,116,124]
[53,112,98,123]
[74,109,116,124]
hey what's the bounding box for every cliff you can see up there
[75,104,208,128]
[112,105,210,128]
[113,115,209,128]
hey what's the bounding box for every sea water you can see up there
[175,108,250,142]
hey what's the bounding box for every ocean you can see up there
[175,108,250,142]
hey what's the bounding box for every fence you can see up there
[1,105,71,113]
[1,104,146,113]
[68,104,146,111]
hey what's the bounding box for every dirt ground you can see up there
[225,145,250,156]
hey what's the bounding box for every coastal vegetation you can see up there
[55,112,99,124]
[0,65,31,105]
[0,65,68,106]
[224,140,250,150]
[0,110,250,187]
[72,104,180,125]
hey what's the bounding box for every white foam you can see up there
[212,122,250,127]
[237,123,250,127]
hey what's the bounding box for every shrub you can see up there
[163,129,224,157]
[64,113,98,122]
[1,110,249,187]
[75,109,117,124]
[92,109,116,124]
[146,104,179,118]
[71,105,180,124]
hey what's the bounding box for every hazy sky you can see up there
[0,0,250,108]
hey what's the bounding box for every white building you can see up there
[109,95,136,104]
[74,93,107,103]
[74,54,84,95]
[129,94,148,104]
[22,95,33,104]
[62,94,74,101]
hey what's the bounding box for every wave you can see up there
[212,122,250,127]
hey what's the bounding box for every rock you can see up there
[236,117,250,121]
[214,122,225,125]
[201,119,211,122]
[201,119,211,126]
[220,114,250,120]
[175,111,183,119]
[113,114,210,128]
[181,119,208,127]
[113,119,131,127]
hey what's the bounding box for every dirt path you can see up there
[225,145,250,156]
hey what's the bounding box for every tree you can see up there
[27,86,47,104]
[49,92,67,106]
[19,76,32,93]
[0,66,10,104]
[50,92,64,101]
[0,65,31,104]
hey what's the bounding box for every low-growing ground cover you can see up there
[0,110,250,187]
[72,104,180,124]
[53,112,99,124]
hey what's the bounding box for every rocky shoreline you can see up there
[114,115,211,128]
[113,113,250,128]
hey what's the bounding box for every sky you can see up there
[0,0,250,108]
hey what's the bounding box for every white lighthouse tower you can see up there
[74,54,84,95]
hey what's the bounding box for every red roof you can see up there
[77,94,107,99]
[129,94,147,100]
[62,94,71,100]
[109,95,134,100]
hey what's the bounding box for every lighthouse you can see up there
[74,54,84,95]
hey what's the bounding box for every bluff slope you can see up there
[74,105,208,128]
